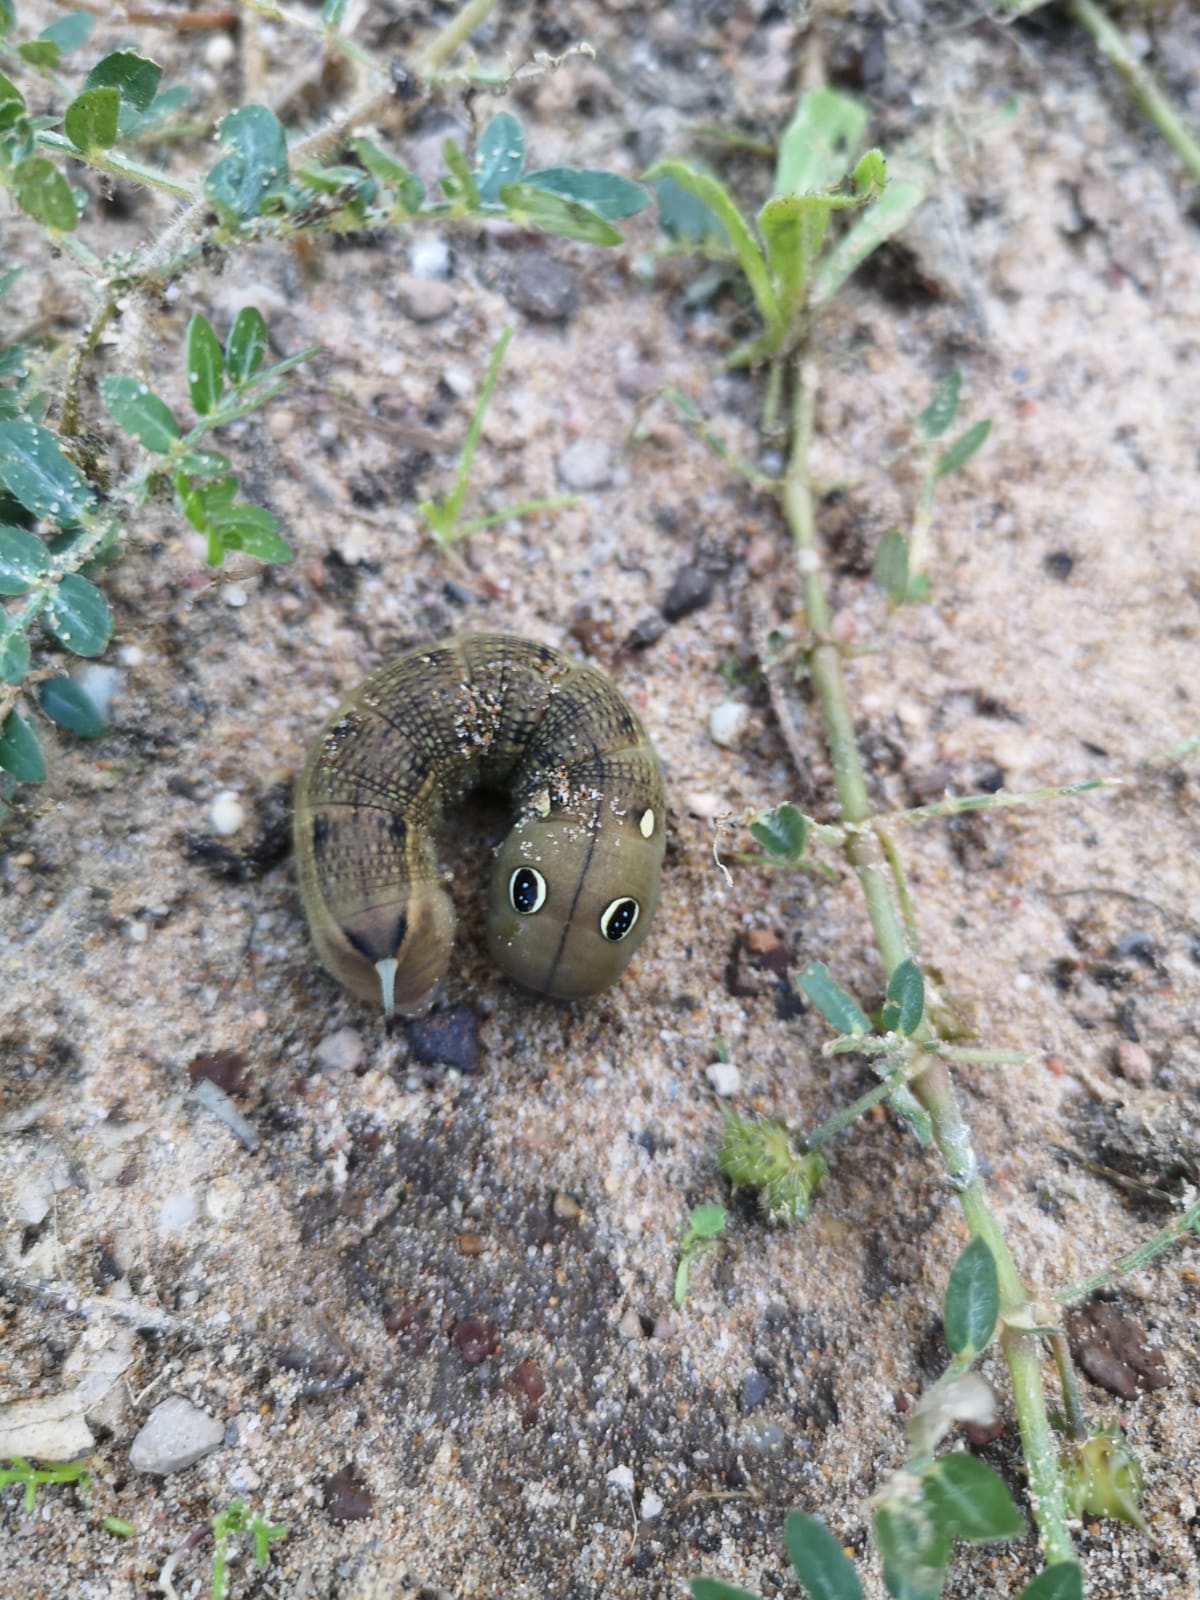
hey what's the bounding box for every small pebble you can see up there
[129,1396,224,1476]
[507,254,579,321]
[204,33,235,70]
[709,701,749,748]
[744,534,778,576]
[626,614,666,650]
[409,236,452,278]
[1114,1040,1152,1085]
[640,1490,664,1520]
[75,664,122,720]
[606,1465,635,1494]
[158,1191,199,1233]
[209,791,245,836]
[661,564,714,622]
[557,438,614,492]
[552,1191,584,1221]
[393,274,456,323]
[315,1027,365,1074]
[223,585,248,608]
[706,1060,742,1097]
[741,1370,771,1412]
[406,1006,481,1073]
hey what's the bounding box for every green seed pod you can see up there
[293,634,666,1016]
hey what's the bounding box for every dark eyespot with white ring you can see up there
[509,866,547,915]
[600,897,640,942]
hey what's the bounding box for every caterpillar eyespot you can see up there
[510,866,547,915]
[293,633,666,1017]
[600,897,639,942]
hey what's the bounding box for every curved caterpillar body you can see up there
[293,633,666,1016]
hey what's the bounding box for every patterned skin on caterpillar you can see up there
[293,634,666,1016]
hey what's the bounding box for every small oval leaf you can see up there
[943,1235,999,1358]
[0,708,46,782]
[224,307,268,384]
[37,674,104,737]
[885,958,924,1036]
[205,104,290,223]
[918,373,962,440]
[0,421,96,522]
[42,572,112,656]
[0,627,31,683]
[99,374,180,452]
[64,84,119,150]
[523,166,650,220]
[475,111,525,204]
[83,50,162,114]
[924,1454,1025,1542]
[936,419,992,479]
[783,1510,864,1600]
[185,314,224,416]
[498,182,623,246]
[796,962,870,1036]
[749,802,808,860]
[0,523,50,593]
[11,156,80,231]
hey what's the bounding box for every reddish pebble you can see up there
[451,1316,499,1366]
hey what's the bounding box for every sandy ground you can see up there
[1,3,1198,1598]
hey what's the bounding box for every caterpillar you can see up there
[293,633,666,1017]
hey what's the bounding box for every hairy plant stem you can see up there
[1057,1195,1200,1305]
[1067,0,1200,180]
[782,353,1074,1567]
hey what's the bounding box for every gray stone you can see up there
[129,1396,224,1476]
[393,275,456,324]
[557,438,613,492]
[507,254,579,322]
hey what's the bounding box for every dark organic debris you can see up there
[1068,1299,1170,1400]
[322,1467,374,1522]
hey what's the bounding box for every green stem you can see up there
[36,132,199,201]
[1057,1196,1200,1304]
[1049,1331,1088,1441]
[804,1066,908,1149]
[1067,0,1200,180]
[783,353,1075,1568]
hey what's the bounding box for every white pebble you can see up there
[223,585,248,609]
[75,664,122,720]
[706,1061,742,1097]
[409,236,451,278]
[709,700,749,748]
[119,644,145,668]
[315,1027,365,1074]
[606,1465,635,1494]
[205,33,235,70]
[209,791,245,836]
[640,1490,664,1521]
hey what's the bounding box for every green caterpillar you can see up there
[293,633,666,1016]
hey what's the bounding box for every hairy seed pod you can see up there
[293,633,666,1016]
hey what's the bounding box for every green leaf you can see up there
[783,1511,864,1600]
[37,675,104,737]
[656,173,726,245]
[924,1454,1024,1543]
[918,374,962,440]
[0,71,23,111]
[873,530,910,605]
[498,182,623,246]
[796,962,870,1035]
[205,104,290,223]
[40,11,95,54]
[206,502,292,565]
[889,1085,933,1145]
[224,307,268,384]
[64,85,120,151]
[0,524,50,593]
[758,193,835,321]
[943,1236,999,1358]
[133,83,192,135]
[690,1581,763,1600]
[851,148,887,199]
[0,421,96,522]
[0,266,22,298]
[749,802,808,860]
[645,160,777,334]
[475,111,525,204]
[882,958,924,1035]
[775,87,868,196]
[688,1204,726,1240]
[99,375,180,452]
[185,315,224,416]
[442,138,479,207]
[810,177,926,310]
[11,156,79,231]
[177,449,231,477]
[350,137,425,212]
[84,51,162,113]
[42,573,112,656]
[320,0,348,24]
[523,166,650,220]
[873,1497,950,1600]
[0,627,30,683]
[1018,1565,1084,1600]
[19,40,60,69]
[0,708,45,782]
[935,419,991,479]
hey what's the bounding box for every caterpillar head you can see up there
[485,801,664,1001]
